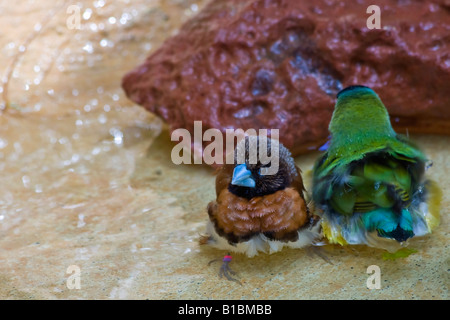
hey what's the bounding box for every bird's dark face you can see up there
[228,161,290,199]
[227,136,297,199]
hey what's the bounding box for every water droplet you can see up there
[100,38,114,48]
[0,138,8,149]
[92,147,101,155]
[77,214,86,228]
[22,175,30,188]
[35,184,43,193]
[83,8,93,20]
[13,142,22,154]
[109,128,123,145]
[71,154,80,163]
[89,23,98,32]
[59,137,69,144]
[143,43,152,51]
[421,22,433,31]
[108,17,117,24]
[98,114,107,124]
[82,42,94,54]
[417,185,423,194]
[93,0,105,8]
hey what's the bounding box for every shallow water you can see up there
[0,0,448,299]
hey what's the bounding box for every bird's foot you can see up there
[208,254,242,285]
[306,246,333,265]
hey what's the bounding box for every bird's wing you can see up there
[214,164,234,198]
[329,152,422,217]
[291,165,306,198]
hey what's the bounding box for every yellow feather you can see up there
[425,180,442,232]
[321,220,348,246]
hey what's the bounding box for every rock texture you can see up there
[122,0,450,158]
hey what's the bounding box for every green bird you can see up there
[312,85,441,251]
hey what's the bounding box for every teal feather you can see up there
[363,208,398,233]
[399,209,413,232]
[363,208,413,236]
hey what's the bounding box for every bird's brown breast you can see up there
[208,187,309,243]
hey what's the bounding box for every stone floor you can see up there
[0,0,448,299]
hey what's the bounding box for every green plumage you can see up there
[313,85,431,246]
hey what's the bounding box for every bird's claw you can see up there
[209,254,242,285]
[306,246,334,265]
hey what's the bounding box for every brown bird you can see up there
[202,136,321,283]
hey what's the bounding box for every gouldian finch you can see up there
[312,85,441,251]
[202,136,321,282]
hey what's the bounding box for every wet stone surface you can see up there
[0,0,448,299]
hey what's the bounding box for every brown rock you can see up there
[122,0,450,160]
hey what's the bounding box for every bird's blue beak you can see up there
[231,164,255,188]
[319,137,331,151]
